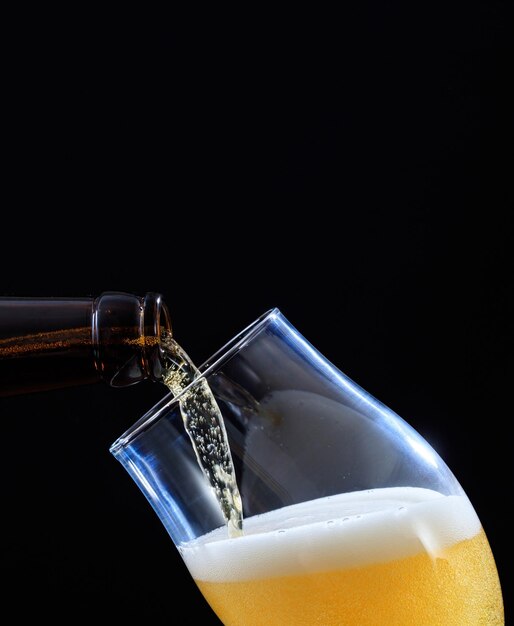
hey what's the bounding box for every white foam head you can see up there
[179,487,481,582]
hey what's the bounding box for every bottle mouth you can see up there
[93,291,172,387]
[143,292,172,382]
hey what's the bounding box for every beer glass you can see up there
[110,309,504,625]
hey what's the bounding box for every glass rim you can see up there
[109,307,280,453]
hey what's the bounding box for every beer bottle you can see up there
[0,292,172,396]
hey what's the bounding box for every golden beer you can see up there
[181,487,504,625]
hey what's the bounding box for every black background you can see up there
[2,5,512,623]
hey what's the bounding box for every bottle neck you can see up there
[93,291,172,387]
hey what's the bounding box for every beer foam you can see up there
[179,487,482,582]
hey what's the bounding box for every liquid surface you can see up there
[180,487,504,625]
[161,330,243,537]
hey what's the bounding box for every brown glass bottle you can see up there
[0,292,172,396]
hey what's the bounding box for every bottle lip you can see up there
[143,292,172,338]
[110,307,280,451]
[142,292,172,382]
[93,291,172,387]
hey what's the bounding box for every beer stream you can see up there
[160,330,243,538]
